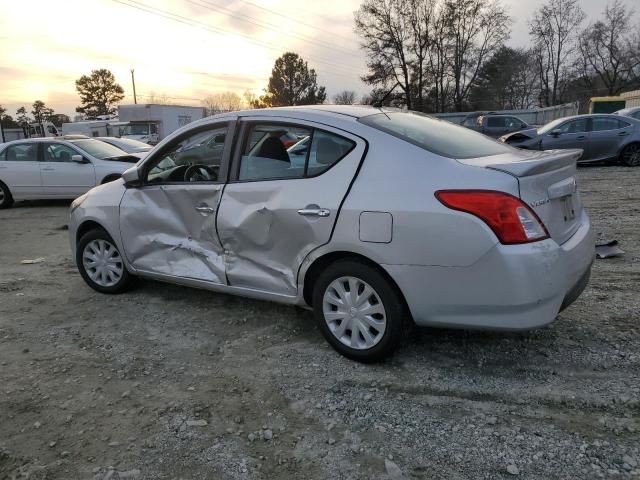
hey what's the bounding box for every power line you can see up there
[186,0,362,59]
[233,0,356,45]
[108,0,363,78]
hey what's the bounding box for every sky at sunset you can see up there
[1,0,638,117]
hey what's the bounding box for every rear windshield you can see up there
[358,112,511,159]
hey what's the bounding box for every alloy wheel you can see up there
[322,276,387,350]
[622,144,640,166]
[82,239,124,287]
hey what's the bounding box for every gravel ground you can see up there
[0,165,638,480]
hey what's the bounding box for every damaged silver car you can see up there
[69,106,595,362]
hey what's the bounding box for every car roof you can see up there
[209,105,396,121]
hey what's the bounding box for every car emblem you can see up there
[530,198,550,207]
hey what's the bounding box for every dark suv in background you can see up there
[466,114,535,138]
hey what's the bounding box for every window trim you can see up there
[229,120,356,184]
[137,120,235,187]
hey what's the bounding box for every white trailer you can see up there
[117,104,206,145]
[61,120,119,138]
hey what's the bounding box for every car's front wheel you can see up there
[312,260,406,362]
[0,181,14,209]
[77,229,132,293]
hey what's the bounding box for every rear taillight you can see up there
[435,190,549,245]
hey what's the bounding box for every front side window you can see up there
[145,125,228,184]
[632,111,640,120]
[359,112,511,159]
[556,119,588,134]
[44,143,79,162]
[592,117,624,132]
[1,143,38,162]
[506,117,523,128]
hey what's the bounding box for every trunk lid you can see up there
[459,149,584,245]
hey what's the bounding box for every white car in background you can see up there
[96,137,154,155]
[0,138,141,208]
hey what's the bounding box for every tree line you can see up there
[355,0,640,112]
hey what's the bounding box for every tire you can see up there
[312,260,406,362]
[620,143,640,167]
[0,181,14,209]
[76,228,132,294]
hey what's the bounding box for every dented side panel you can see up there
[119,184,226,283]
[217,129,366,296]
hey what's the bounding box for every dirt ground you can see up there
[0,165,639,480]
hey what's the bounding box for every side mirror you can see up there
[122,166,141,187]
[71,154,87,164]
[521,123,527,128]
[550,129,562,137]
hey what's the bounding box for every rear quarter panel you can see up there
[327,133,521,268]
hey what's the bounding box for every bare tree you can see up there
[146,92,174,105]
[355,0,416,109]
[426,5,452,112]
[444,0,511,111]
[202,91,243,114]
[576,0,640,96]
[333,90,357,104]
[529,0,586,106]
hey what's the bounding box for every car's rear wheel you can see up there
[0,181,14,209]
[312,260,405,362]
[620,143,640,167]
[77,229,132,293]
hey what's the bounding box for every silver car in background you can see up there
[69,106,594,362]
[614,106,640,121]
[96,137,154,155]
[498,114,640,166]
[0,138,142,209]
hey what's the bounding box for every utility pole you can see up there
[131,69,137,104]
[0,117,5,143]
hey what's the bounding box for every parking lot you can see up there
[0,165,638,479]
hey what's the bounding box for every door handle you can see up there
[194,206,215,214]
[41,167,55,171]
[298,207,330,217]
[576,136,585,140]
[619,132,629,136]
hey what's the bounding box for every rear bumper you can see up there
[382,211,594,330]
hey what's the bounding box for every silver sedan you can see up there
[498,114,640,166]
[69,106,594,362]
[0,138,142,209]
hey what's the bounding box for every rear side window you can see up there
[359,112,511,159]
[592,117,625,131]
[238,124,355,181]
[1,144,38,162]
[307,130,355,176]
